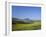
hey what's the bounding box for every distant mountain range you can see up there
[12,18,33,24]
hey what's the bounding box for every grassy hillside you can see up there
[12,21,41,31]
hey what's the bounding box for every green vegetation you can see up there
[12,21,41,31]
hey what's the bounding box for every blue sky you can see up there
[12,6,41,20]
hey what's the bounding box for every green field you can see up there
[12,22,41,31]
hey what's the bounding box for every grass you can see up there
[12,22,41,31]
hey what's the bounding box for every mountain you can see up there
[24,18,30,20]
[12,18,33,24]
